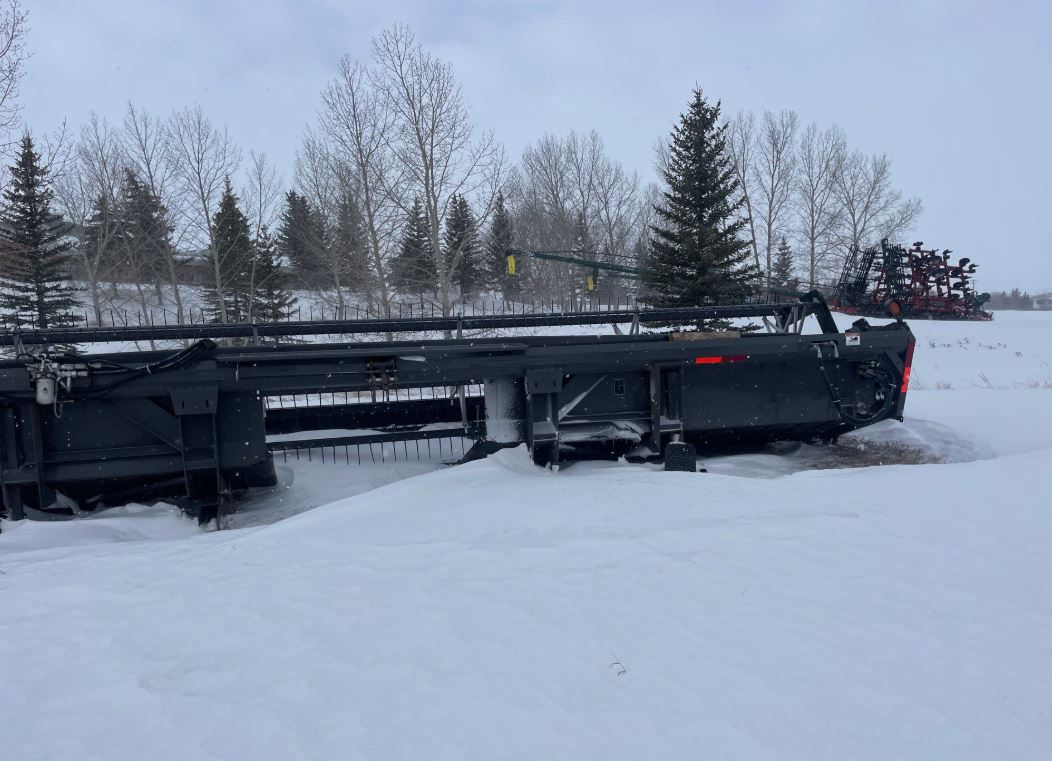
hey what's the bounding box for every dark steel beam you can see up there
[0,303,806,346]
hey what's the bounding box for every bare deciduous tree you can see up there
[520,133,573,227]
[755,109,798,289]
[509,130,647,302]
[37,120,74,183]
[295,130,350,312]
[589,147,643,297]
[243,150,282,240]
[166,105,241,322]
[794,122,844,288]
[505,145,576,301]
[241,150,282,320]
[121,103,185,322]
[122,104,176,201]
[319,55,398,319]
[726,111,762,272]
[0,0,28,154]
[565,130,603,224]
[371,24,505,319]
[593,160,641,251]
[877,194,922,243]
[54,114,125,322]
[835,151,922,265]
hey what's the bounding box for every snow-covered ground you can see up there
[2,311,1051,761]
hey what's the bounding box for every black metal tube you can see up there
[0,303,805,346]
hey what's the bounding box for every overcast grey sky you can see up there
[21,0,1052,291]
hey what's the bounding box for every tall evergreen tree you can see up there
[307,203,331,285]
[443,194,483,296]
[206,177,254,322]
[0,133,80,329]
[645,89,759,324]
[83,194,115,261]
[333,192,369,294]
[113,172,160,322]
[81,191,122,321]
[630,232,649,275]
[485,191,517,297]
[117,169,171,291]
[276,190,327,286]
[390,197,435,293]
[771,236,797,290]
[571,208,594,253]
[251,224,296,323]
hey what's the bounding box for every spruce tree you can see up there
[276,190,327,286]
[206,178,253,322]
[307,204,331,285]
[645,88,759,324]
[572,209,594,254]
[276,191,305,272]
[0,133,80,329]
[81,192,122,321]
[443,194,483,296]
[117,169,171,290]
[630,232,649,275]
[82,193,119,269]
[771,236,797,290]
[390,197,435,293]
[333,193,369,293]
[485,191,517,298]
[251,224,296,323]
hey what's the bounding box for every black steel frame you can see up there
[0,301,814,346]
[0,296,914,526]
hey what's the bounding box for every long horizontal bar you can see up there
[0,303,802,346]
[523,251,646,276]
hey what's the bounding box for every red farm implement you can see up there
[831,239,992,321]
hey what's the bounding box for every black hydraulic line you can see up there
[0,303,806,346]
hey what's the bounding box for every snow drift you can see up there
[1,311,1051,761]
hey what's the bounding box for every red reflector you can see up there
[900,340,916,393]
[695,354,748,365]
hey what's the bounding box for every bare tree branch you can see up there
[755,109,798,289]
[121,103,187,323]
[370,24,505,318]
[0,0,28,155]
[726,111,761,271]
[166,105,241,322]
[794,122,844,288]
[318,54,399,318]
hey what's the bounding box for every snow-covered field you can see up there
[2,311,1051,761]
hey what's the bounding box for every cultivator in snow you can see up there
[832,239,992,321]
[0,294,915,526]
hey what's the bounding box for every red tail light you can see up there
[900,340,916,393]
[695,354,748,365]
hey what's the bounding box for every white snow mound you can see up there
[1,310,1051,761]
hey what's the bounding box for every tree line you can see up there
[0,17,925,330]
[987,289,1040,310]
